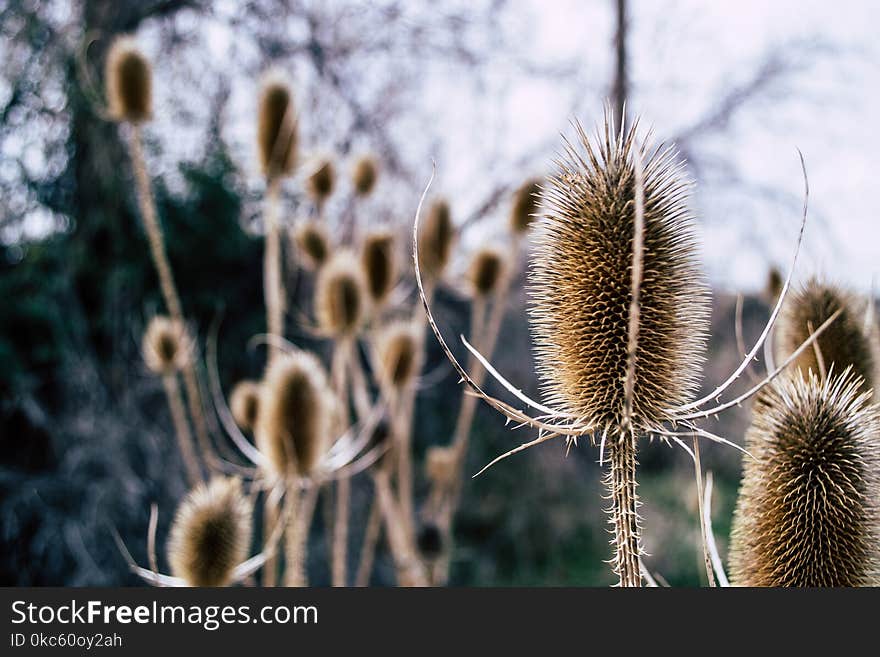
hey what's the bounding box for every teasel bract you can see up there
[414,115,836,587]
[775,279,878,392]
[729,369,880,586]
[167,477,253,587]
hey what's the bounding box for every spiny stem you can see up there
[284,485,319,587]
[606,431,641,587]
[161,373,200,487]
[130,126,211,480]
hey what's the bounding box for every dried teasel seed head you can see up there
[257,72,297,180]
[256,351,333,478]
[142,316,190,375]
[376,321,419,389]
[229,380,261,433]
[764,266,783,305]
[352,155,378,196]
[529,120,710,432]
[315,251,368,337]
[418,199,455,284]
[167,476,252,587]
[775,279,878,392]
[306,159,335,205]
[361,229,396,306]
[416,522,444,560]
[510,178,542,234]
[294,221,331,270]
[729,370,880,586]
[468,247,509,297]
[105,37,152,123]
[425,445,457,487]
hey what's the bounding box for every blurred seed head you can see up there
[294,221,331,270]
[425,445,457,487]
[352,155,378,196]
[105,37,152,123]
[167,476,252,587]
[510,178,542,234]
[764,267,783,305]
[256,351,333,478]
[376,321,419,389]
[229,380,261,433]
[142,316,190,375]
[306,159,335,206]
[776,279,878,392]
[361,229,396,307]
[257,72,297,180]
[416,522,444,560]
[468,246,509,298]
[315,251,368,338]
[528,120,710,432]
[418,199,455,284]
[729,370,880,586]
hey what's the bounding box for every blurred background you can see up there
[2,0,877,586]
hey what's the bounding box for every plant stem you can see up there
[373,470,427,586]
[161,373,201,487]
[284,485,319,587]
[263,178,284,363]
[606,431,642,587]
[354,498,382,587]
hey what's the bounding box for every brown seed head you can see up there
[315,251,368,337]
[352,156,378,196]
[425,445,457,487]
[105,37,152,123]
[510,178,542,234]
[468,247,509,297]
[167,476,252,587]
[377,321,419,389]
[230,380,261,433]
[361,230,396,306]
[306,159,335,205]
[294,221,331,270]
[142,316,190,375]
[528,120,710,433]
[775,279,878,392]
[256,351,333,478]
[418,199,455,283]
[764,267,783,305]
[257,73,297,180]
[729,370,880,586]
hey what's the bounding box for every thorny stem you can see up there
[284,485,319,587]
[330,341,353,587]
[606,431,641,587]
[263,178,285,364]
[129,127,211,481]
[161,374,200,487]
[692,436,716,587]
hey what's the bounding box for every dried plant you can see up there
[775,279,878,391]
[352,155,378,197]
[306,159,336,215]
[467,247,509,298]
[417,199,455,286]
[361,230,397,309]
[509,178,542,235]
[376,322,419,391]
[229,380,261,433]
[314,251,369,339]
[105,37,152,123]
[294,220,331,271]
[729,369,880,586]
[167,477,253,587]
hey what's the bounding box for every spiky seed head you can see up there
[468,247,509,297]
[416,522,444,560]
[315,251,368,337]
[729,370,880,586]
[418,199,455,283]
[105,37,152,123]
[510,178,542,234]
[294,221,330,270]
[528,120,710,433]
[229,380,261,432]
[142,316,190,375]
[256,73,297,180]
[306,159,335,205]
[167,476,252,587]
[256,351,333,478]
[361,230,396,306]
[376,322,419,389]
[425,446,457,487]
[352,156,378,196]
[765,267,783,304]
[776,279,878,392]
